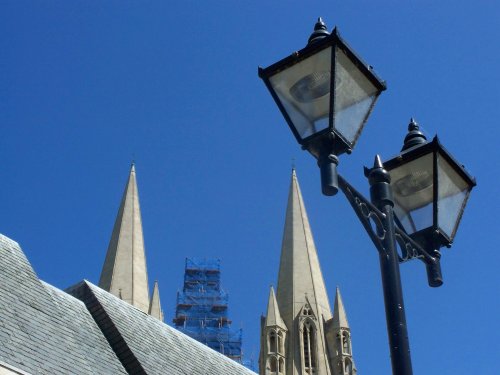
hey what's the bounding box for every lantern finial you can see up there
[401,118,427,151]
[308,17,330,44]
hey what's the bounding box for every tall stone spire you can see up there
[149,280,164,321]
[261,169,358,375]
[98,164,150,313]
[275,169,333,375]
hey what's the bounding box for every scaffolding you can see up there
[173,258,243,361]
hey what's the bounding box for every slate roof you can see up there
[0,233,257,375]
[67,280,257,375]
[0,234,127,375]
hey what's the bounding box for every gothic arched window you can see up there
[269,356,277,372]
[269,330,277,353]
[345,358,353,375]
[342,331,351,355]
[336,332,342,356]
[302,319,317,374]
[279,358,285,374]
[278,331,284,355]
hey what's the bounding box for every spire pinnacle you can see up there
[98,165,150,313]
[265,286,287,329]
[332,287,350,329]
[149,280,164,321]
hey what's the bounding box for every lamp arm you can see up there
[337,173,386,254]
[337,173,443,287]
[393,227,443,287]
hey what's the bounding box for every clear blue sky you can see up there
[1,2,499,374]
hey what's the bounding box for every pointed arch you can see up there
[345,358,353,375]
[268,329,277,353]
[342,330,351,355]
[277,331,285,355]
[278,357,285,374]
[300,318,318,374]
[269,356,277,372]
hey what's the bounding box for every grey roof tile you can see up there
[0,234,127,375]
[0,232,258,374]
[68,281,258,375]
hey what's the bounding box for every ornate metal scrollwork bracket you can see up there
[338,174,438,265]
[337,174,387,255]
[394,227,425,262]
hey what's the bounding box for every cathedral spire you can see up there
[148,280,164,321]
[276,169,332,320]
[98,163,150,313]
[275,169,333,375]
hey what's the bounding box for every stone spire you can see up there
[148,280,164,321]
[98,164,150,313]
[332,287,349,329]
[275,169,333,375]
[265,286,286,329]
[326,288,357,375]
[260,286,288,375]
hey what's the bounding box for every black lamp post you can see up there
[258,19,476,375]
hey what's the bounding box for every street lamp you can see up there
[258,18,476,375]
[258,18,386,196]
[384,119,476,251]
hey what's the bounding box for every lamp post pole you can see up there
[368,156,413,375]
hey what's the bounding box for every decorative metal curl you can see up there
[338,172,443,288]
[338,173,438,266]
[338,175,387,254]
[394,228,425,262]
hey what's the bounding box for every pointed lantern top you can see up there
[402,118,428,151]
[308,17,330,44]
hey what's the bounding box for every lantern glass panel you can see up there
[390,152,434,234]
[334,47,380,145]
[437,153,471,239]
[269,47,332,140]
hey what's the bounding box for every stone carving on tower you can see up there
[260,170,357,375]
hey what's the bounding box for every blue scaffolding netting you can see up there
[173,258,244,361]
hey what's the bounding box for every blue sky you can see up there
[1,1,499,374]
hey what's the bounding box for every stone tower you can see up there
[261,286,288,374]
[325,288,357,375]
[98,164,151,314]
[260,170,356,375]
